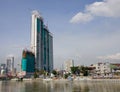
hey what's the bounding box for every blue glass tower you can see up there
[31,11,53,72]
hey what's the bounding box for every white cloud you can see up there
[86,0,120,17]
[70,12,93,23]
[98,53,120,60]
[70,0,120,23]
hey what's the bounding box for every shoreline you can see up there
[1,76,120,82]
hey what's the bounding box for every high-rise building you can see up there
[6,56,14,73]
[31,10,53,72]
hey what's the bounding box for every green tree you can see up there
[71,66,89,76]
[80,66,89,76]
[34,71,39,78]
[39,70,45,75]
[52,70,57,76]
[71,66,80,75]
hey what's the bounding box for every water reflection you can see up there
[0,80,120,92]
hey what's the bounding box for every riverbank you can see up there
[3,76,120,82]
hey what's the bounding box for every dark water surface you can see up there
[0,80,120,92]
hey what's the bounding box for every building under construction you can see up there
[21,50,35,74]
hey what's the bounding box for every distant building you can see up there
[65,59,74,73]
[6,56,14,74]
[0,64,6,70]
[90,62,111,76]
[110,63,120,74]
[21,50,35,74]
[0,64,6,75]
[31,10,53,72]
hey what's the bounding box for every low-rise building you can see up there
[0,64,6,75]
[90,62,111,76]
[110,63,120,75]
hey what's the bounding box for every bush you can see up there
[64,74,69,79]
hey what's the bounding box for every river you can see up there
[0,79,120,92]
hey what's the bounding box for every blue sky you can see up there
[0,0,120,69]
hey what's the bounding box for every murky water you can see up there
[0,80,120,92]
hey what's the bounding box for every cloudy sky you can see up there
[0,0,120,69]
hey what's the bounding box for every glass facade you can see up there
[31,11,53,72]
[21,50,35,73]
[41,27,51,72]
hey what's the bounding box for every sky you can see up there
[0,0,120,70]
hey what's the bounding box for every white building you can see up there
[6,56,14,73]
[65,59,74,73]
[91,62,111,76]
